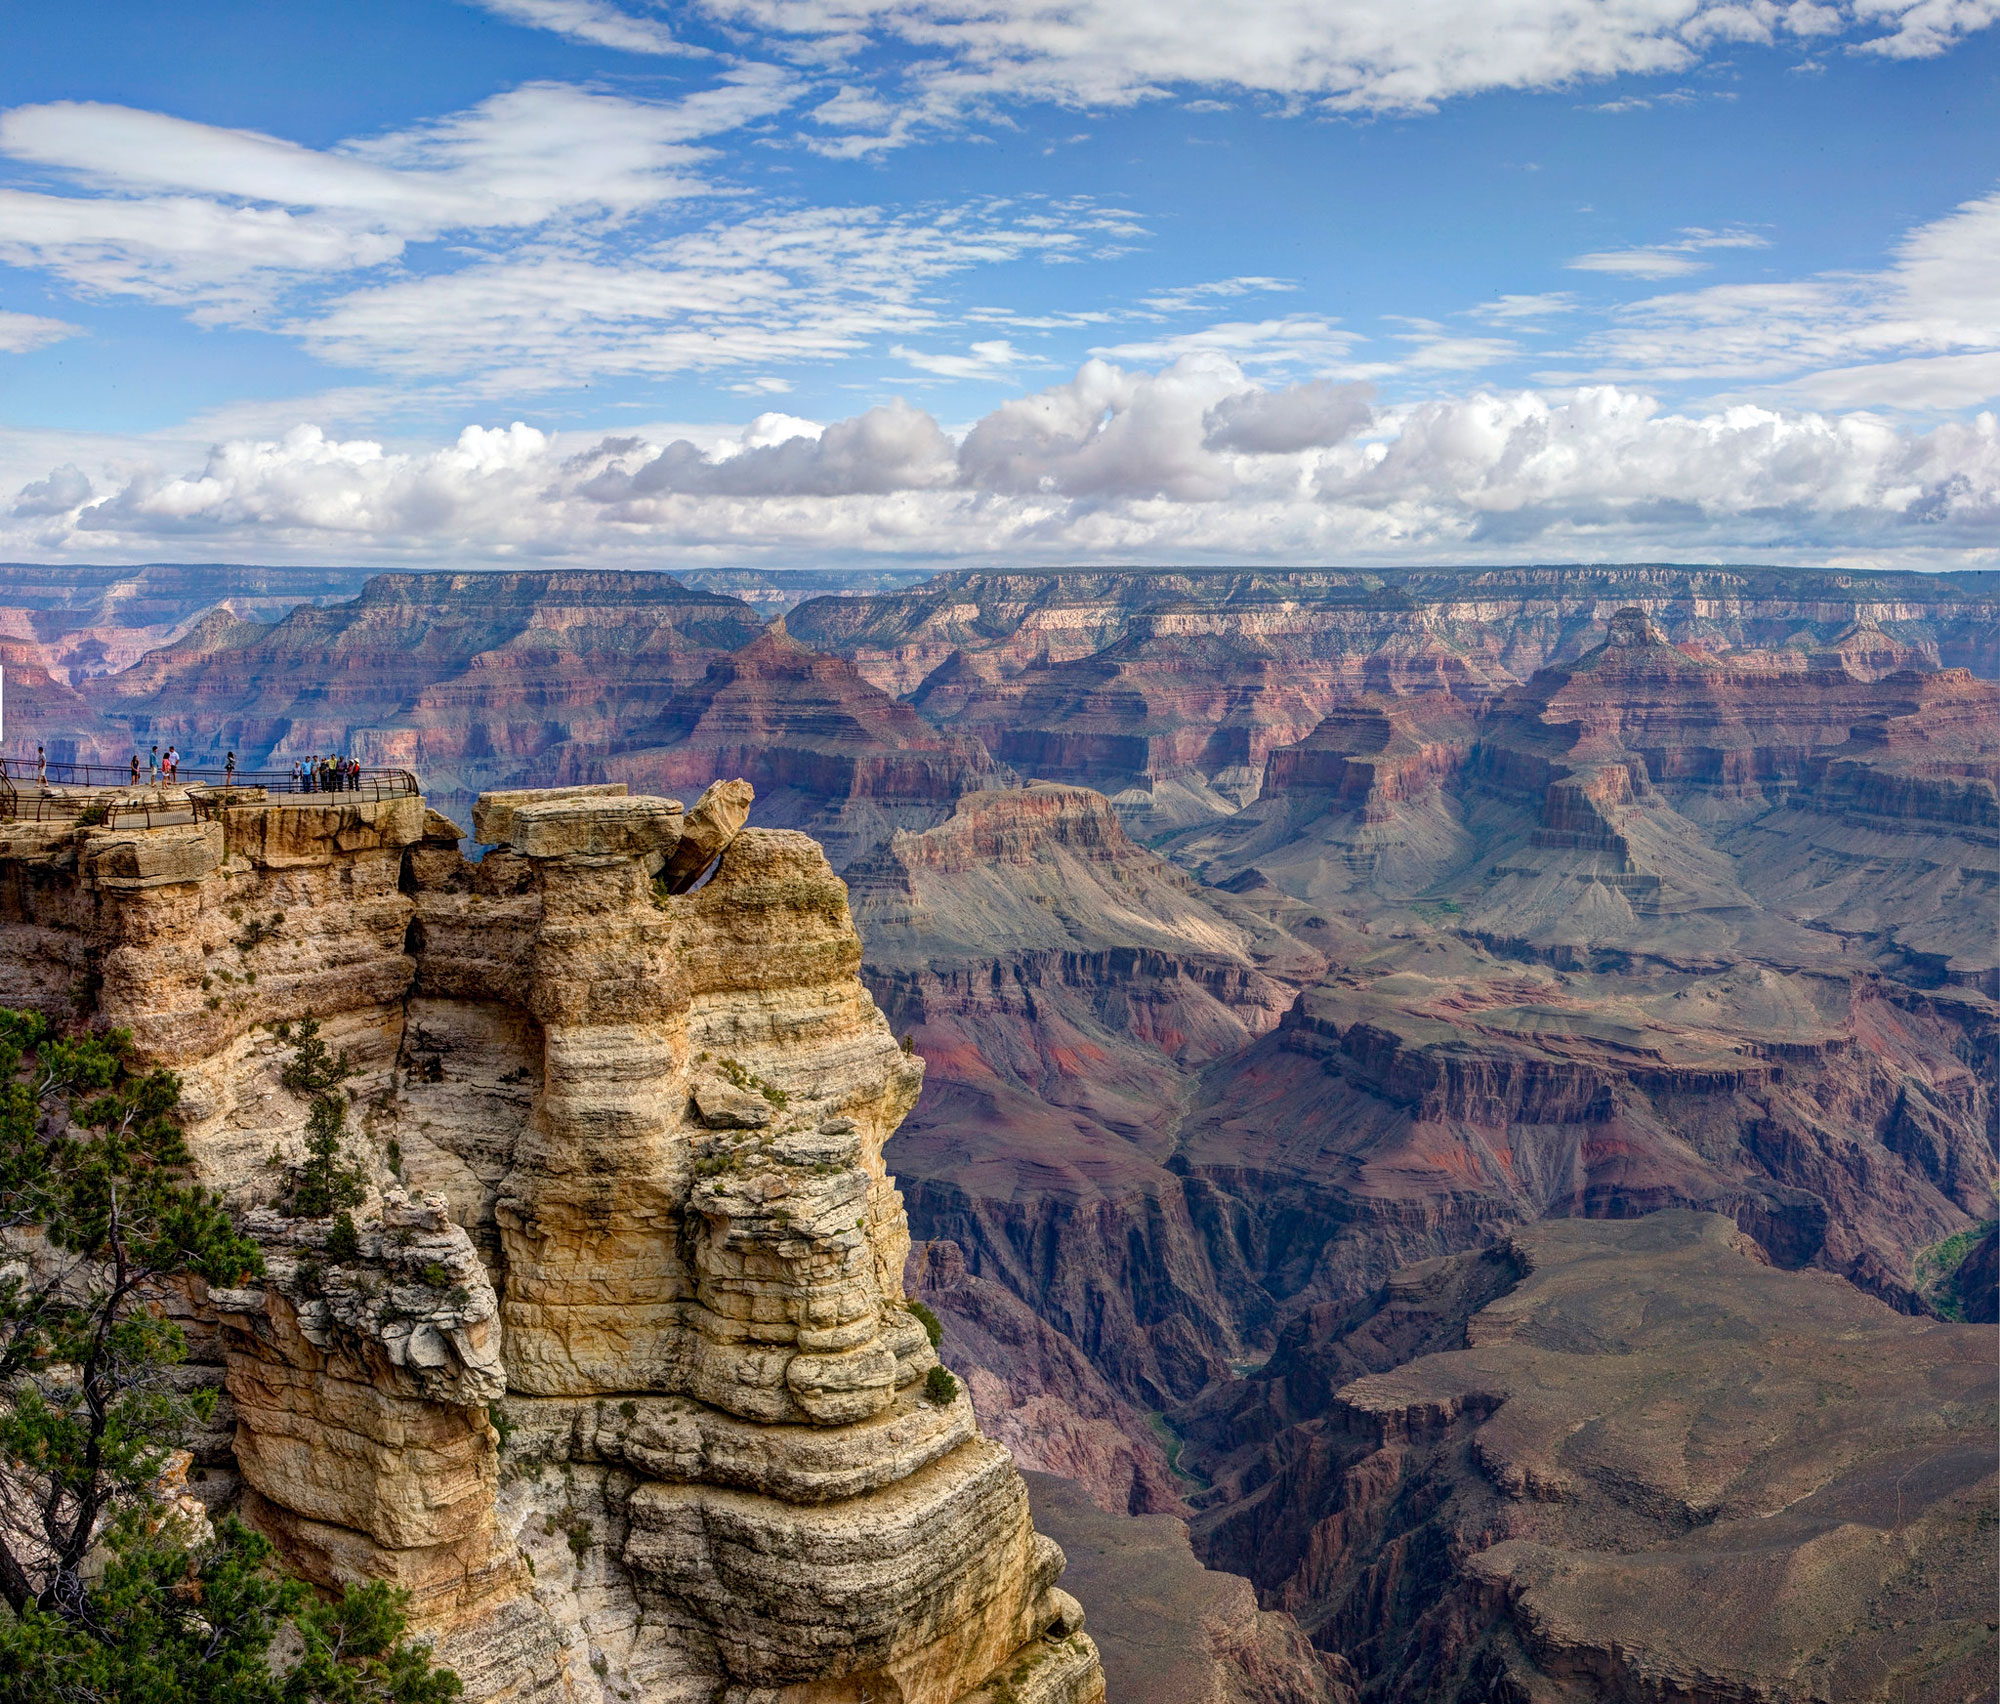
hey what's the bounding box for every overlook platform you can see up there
[0,758,420,829]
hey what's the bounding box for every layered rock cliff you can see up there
[850,786,1322,1427]
[0,779,1104,1704]
[789,566,2000,829]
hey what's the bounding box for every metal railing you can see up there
[0,757,420,825]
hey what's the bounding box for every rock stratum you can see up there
[0,779,1104,1704]
[1179,1212,1996,1704]
[7,560,1999,1701]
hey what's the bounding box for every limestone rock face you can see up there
[0,781,1102,1704]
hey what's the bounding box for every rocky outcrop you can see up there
[1179,1214,1997,1704]
[788,566,2000,696]
[0,779,1105,1704]
[1022,1472,1352,1704]
[0,562,371,689]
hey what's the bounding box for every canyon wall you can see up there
[1177,1213,1996,1703]
[0,780,1104,1704]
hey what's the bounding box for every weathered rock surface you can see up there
[0,780,1104,1704]
[1178,1214,1997,1704]
[1022,1472,1352,1704]
[907,1241,1183,1518]
[588,625,1006,869]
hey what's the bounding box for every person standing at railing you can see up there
[148,745,159,788]
[35,747,45,786]
[224,751,236,789]
[129,754,140,788]
[292,759,304,793]
[166,745,178,783]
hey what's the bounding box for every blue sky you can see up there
[0,0,1995,569]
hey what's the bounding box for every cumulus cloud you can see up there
[1203,378,1373,453]
[10,462,92,516]
[958,355,1250,498]
[575,401,955,499]
[0,309,80,353]
[6,363,1996,568]
[1317,385,1998,542]
[67,422,555,539]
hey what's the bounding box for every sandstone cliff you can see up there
[0,779,1104,1704]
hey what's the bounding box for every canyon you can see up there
[1,560,1994,1701]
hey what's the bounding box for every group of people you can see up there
[23,743,365,795]
[293,754,363,793]
[120,745,183,787]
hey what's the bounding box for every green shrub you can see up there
[324,1211,361,1263]
[924,1365,959,1407]
[907,1300,943,1348]
[275,1019,366,1220]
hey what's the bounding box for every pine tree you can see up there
[275,1019,365,1221]
[0,1008,459,1703]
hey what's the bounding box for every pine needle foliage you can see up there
[273,1020,365,1221]
[0,1008,460,1703]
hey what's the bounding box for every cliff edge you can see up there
[0,779,1105,1704]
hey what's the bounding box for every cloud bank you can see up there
[10,358,1992,568]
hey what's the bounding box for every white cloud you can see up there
[0,189,403,319]
[1138,276,1296,312]
[575,399,955,498]
[430,0,2000,120]
[1553,187,2000,407]
[0,309,81,353]
[690,0,1998,122]
[286,201,1129,389]
[957,355,1249,498]
[0,76,798,322]
[0,80,782,229]
[1568,224,1770,279]
[1388,322,1522,369]
[1568,248,1711,278]
[461,0,687,53]
[7,362,1995,567]
[10,462,91,516]
[1850,0,2000,56]
[1470,292,1580,321]
[1202,378,1373,453]
[1091,314,1368,372]
[893,338,1028,379]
